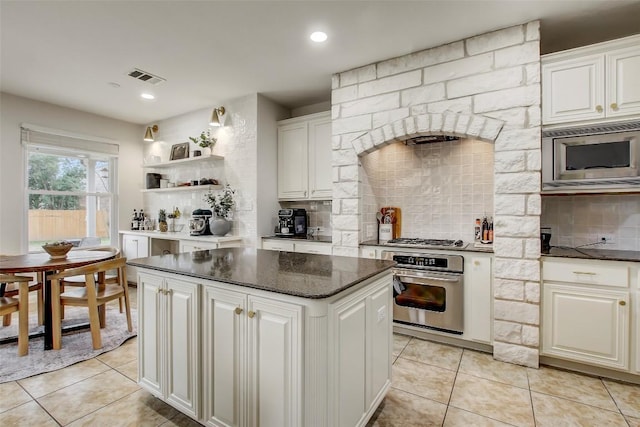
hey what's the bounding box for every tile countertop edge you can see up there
[127,248,396,299]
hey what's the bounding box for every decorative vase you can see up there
[210,217,231,236]
[201,147,212,156]
[159,221,168,232]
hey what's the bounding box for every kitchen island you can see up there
[128,248,395,427]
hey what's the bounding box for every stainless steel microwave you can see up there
[542,123,640,193]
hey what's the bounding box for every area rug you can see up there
[0,304,137,383]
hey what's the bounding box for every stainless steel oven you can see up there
[384,251,464,334]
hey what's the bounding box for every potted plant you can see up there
[158,209,168,232]
[189,129,216,155]
[203,184,235,236]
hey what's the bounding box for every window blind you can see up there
[20,124,119,157]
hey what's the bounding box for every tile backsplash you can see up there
[541,194,640,250]
[279,200,332,236]
[360,138,494,242]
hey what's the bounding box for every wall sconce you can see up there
[143,125,158,142]
[209,107,226,127]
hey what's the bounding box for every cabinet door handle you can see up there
[572,271,596,275]
[303,191,307,197]
[156,288,163,294]
[595,105,603,113]
[235,307,243,315]
[248,310,256,318]
[619,300,626,306]
[610,103,619,111]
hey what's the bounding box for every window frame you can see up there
[21,125,119,252]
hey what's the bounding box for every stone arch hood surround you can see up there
[350,112,505,156]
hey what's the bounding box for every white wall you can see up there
[0,93,142,254]
[257,95,290,237]
[142,93,288,248]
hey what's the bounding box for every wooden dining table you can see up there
[0,250,117,350]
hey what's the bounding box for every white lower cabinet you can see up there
[179,240,221,252]
[137,267,392,427]
[138,272,200,418]
[261,240,294,252]
[294,242,332,255]
[465,256,492,344]
[121,234,149,283]
[543,284,629,370]
[262,238,332,255]
[202,285,302,427]
[542,258,633,371]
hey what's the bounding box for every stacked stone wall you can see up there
[331,22,542,367]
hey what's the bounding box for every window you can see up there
[22,126,118,252]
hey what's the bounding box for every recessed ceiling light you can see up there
[310,31,328,43]
[108,82,120,88]
[141,93,155,100]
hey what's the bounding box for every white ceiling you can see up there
[2,0,640,125]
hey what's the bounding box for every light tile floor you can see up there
[2,320,640,426]
[368,334,640,427]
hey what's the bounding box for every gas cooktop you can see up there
[383,238,466,249]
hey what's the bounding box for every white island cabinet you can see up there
[138,272,200,418]
[131,249,394,427]
[202,286,302,427]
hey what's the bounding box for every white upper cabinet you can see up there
[542,35,640,125]
[307,115,333,199]
[278,111,332,200]
[607,45,640,118]
[278,121,308,200]
[542,54,605,124]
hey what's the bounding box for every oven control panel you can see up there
[384,251,464,273]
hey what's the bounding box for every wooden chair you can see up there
[2,275,43,326]
[0,274,31,356]
[59,247,124,315]
[50,257,132,350]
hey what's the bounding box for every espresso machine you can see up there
[190,209,213,236]
[275,208,307,237]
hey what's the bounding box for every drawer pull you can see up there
[619,301,626,306]
[572,271,596,275]
[595,105,603,113]
[610,103,619,111]
[248,310,256,318]
[235,307,243,315]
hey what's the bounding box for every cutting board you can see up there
[380,207,401,238]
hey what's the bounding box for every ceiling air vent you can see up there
[403,135,459,145]
[127,68,166,85]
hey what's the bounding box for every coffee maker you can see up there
[276,209,295,237]
[276,208,307,237]
[190,209,213,236]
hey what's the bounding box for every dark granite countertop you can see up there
[127,247,395,299]
[359,240,494,254]
[262,235,332,244]
[543,247,640,263]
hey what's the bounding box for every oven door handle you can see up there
[394,272,461,285]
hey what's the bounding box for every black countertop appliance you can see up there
[190,209,213,236]
[276,208,307,237]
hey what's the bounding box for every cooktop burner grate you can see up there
[384,238,465,248]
